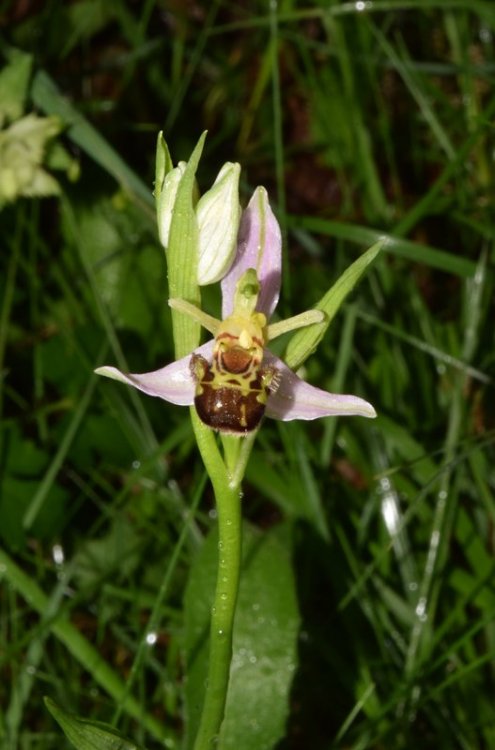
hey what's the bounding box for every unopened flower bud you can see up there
[156,161,186,249]
[196,162,241,285]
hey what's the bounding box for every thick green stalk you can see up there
[194,482,241,749]
[191,412,244,750]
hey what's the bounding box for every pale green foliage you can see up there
[0,114,62,205]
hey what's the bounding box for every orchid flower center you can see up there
[167,268,326,435]
[214,312,266,374]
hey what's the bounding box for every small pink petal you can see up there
[222,186,281,319]
[95,341,214,405]
[264,354,376,421]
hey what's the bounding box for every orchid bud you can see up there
[156,160,187,249]
[196,161,241,286]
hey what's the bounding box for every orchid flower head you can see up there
[96,186,376,435]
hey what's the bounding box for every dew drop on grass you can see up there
[480,25,492,44]
[415,597,428,622]
[52,543,65,565]
[146,631,158,646]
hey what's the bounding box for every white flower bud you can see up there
[196,162,241,285]
[156,161,186,249]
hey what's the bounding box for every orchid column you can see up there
[96,132,378,750]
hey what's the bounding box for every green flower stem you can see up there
[194,483,241,750]
[191,410,246,750]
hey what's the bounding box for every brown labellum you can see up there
[190,353,279,435]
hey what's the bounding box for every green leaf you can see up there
[284,241,382,371]
[3,424,50,477]
[44,698,147,750]
[0,48,32,126]
[0,476,67,550]
[184,522,300,750]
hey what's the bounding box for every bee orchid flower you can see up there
[95,187,376,434]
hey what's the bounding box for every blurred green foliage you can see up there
[1,1,495,749]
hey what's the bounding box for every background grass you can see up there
[1,1,495,748]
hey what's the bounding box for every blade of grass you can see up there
[60,195,161,462]
[321,14,389,221]
[356,308,492,385]
[0,207,24,423]
[286,215,477,277]
[22,355,102,530]
[112,471,207,725]
[405,250,488,679]
[269,0,290,306]
[31,71,154,216]
[372,25,455,160]
[164,0,222,133]
[0,547,173,747]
